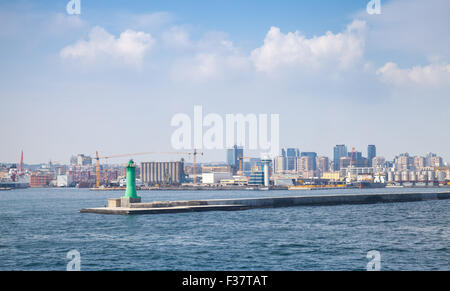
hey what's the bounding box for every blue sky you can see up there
[1,0,449,164]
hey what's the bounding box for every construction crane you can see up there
[163,149,204,184]
[94,151,155,188]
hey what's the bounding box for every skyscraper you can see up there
[333,145,347,171]
[300,152,317,170]
[285,148,300,171]
[227,145,243,171]
[368,145,376,167]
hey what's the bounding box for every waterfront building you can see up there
[30,173,51,188]
[202,172,232,184]
[141,161,185,185]
[248,171,264,186]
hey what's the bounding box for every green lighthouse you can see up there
[123,160,140,199]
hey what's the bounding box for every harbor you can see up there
[80,191,450,215]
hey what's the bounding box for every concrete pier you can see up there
[80,191,450,215]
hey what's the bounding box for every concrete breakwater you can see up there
[80,191,450,215]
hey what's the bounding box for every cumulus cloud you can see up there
[250,20,366,73]
[377,62,450,86]
[60,26,155,67]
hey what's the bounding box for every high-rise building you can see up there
[414,156,426,170]
[348,151,368,168]
[368,145,376,167]
[425,153,437,167]
[317,156,330,175]
[395,153,414,171]
[372,157,386,168]
[430,156,443,168]
[274,156,286,173]
[285,148,300,171]
[339,157,351,169]
[300,152,317,170]
[297,156,314,172]
[226,145,243,171]
[333,145,348,171]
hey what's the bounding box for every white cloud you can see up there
[60,26,155,67]
[250,20,366,73]
[377,62,450,86]
[171,53,250,82]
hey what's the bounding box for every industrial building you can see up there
[141,161,185,185]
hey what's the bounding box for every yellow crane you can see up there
[94,151,155,188]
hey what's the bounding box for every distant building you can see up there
[372,157,386,168]
[202,172,232,184]
[340,157,351,169]
[348,151,368,168]
[395,153,414,171]
[248,171,264,186]
[368,145,376,167]
[317,156,330,176]
[297,156,314,173]
[30,173,51,188]
[300,152,317,170]
[57,174,74,187]
[414,156,426,170]
[273,156,286,174]
[430,156,443,168]
[285,148,300,171]
[227,145,243,172]
[141,161,185,185]
[333,145,348,171]
[71,154,92,166]
[202,165,232,173]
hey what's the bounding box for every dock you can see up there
[80,191,450,215]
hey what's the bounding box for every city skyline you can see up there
[1,0,450,164]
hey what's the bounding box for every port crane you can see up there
[162,149,204,184]
[94,151,155,188]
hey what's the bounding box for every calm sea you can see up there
[0,187,449,270]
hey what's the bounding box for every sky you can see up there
[1,0,449,165]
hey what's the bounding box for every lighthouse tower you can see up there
[122,160,141,203]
